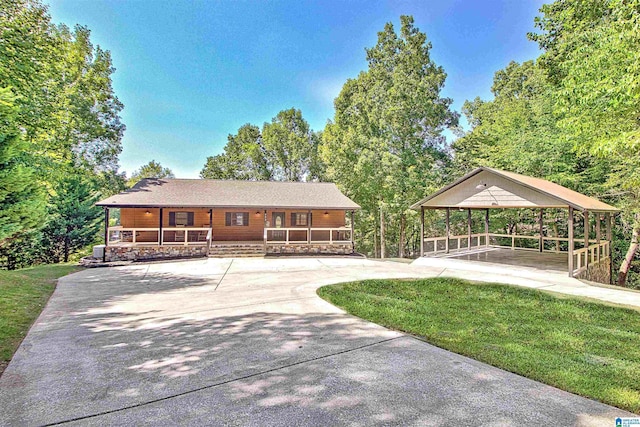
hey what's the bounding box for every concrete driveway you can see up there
[0,257,634,426]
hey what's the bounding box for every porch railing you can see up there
[107,226,211,246]
[264,227,352,245]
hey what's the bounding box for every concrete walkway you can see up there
[412,256,640,309]
[0,257,636,426]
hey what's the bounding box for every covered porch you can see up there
[412,167,619,283]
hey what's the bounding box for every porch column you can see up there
[307,210,311,244]
[420,206,425,256]
[568,207,574,276]
[208,209,212,250]
[484,209,490,247]
[350,210,355,252]
[159,208,164,245]
[539,208,544,253]
[445,208,450,253]
[584,210,590,269]
[467,209,472,249]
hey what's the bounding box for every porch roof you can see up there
[96,179,361,210]
[410,167,619,212]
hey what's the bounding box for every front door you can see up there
[272,212,285,241]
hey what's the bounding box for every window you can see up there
[169,211,194,226]
[225,212,249,226]
[291,212,308,226]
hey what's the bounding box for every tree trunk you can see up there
[64,236,70,263]
[373,226,379,258]
[618,214,640,286]
[380,206,386,259]
[553,221,559,252]
[399,213,405,258]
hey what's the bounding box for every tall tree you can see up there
[262,108,321,181]
[529,0,640,285]
[0,0,126,268]
[41,175,102,263]
[201,124,271,180]
[128,160,175,187]
[0,87,45,244]
[201,110,322,182]
[322,16,457,257]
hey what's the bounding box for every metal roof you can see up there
[96,179,361,210]
[410,167,619,212]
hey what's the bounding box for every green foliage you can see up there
[41,176,103,263]
[318,278,640,412]
[321,16,457,257]
[454,60,610,196]
[262,108,322,181]
[201,124,271,180]
[127,160,175,187]
[0,88,45,244]
[201,109,322,182]
[0,0,125,268]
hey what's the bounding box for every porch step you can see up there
[208,243,266,257]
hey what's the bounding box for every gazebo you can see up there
[411,167,619,283]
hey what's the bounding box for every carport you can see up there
[411,167,619,283]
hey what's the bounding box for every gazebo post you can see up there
[484,209,489,247]
[539,208,544,252]
[103,207,109,262]
[445,208,450,254]
[467,209,472,249]
[568,207,574,276]
[420,206,425,257]
[584,210,590,270]
[606,212,612,283]
[350,210,355,252]
[595,213,601,261]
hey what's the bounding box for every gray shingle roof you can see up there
[96,179,361,210]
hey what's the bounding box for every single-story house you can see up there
[96,179,360,261]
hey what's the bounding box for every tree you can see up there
[128,160,175,187]
[454,60,610,195]
[201,124,271,180]
[41,176,102,263]
[201,110,323,182]
[321,16,457,257]
[529,0,640,285]
[0,87,45,244]
[0,0,127,268]
[262,108,320,181]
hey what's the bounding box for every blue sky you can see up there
[47,0,545,178]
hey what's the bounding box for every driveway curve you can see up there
[0,257,633,426]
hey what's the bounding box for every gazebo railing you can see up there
[422,232,611,268]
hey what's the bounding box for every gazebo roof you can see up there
[410,167,619,212]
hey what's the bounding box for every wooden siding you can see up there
[120,208,211,228]
[118,207,348,242]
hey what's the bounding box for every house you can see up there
[96,179,360,261]
[411,167,619,283]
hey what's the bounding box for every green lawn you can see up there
[0,264,81,375]
[318,278,640,413]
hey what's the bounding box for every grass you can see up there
[318,278,640,413]
[0,264,81,375]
